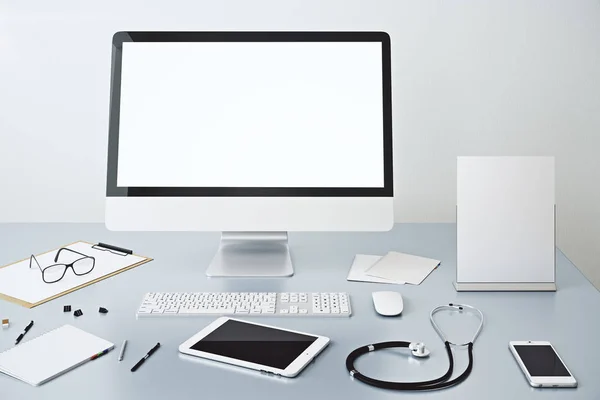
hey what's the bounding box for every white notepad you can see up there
[0,325,114,386]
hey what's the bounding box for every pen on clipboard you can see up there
[93,242,133,255]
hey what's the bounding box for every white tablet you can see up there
[179,317,330,377]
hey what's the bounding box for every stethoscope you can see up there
[345,303,484,391]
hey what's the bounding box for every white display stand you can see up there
[455,156,556,291]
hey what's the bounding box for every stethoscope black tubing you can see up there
[346,341,474,391]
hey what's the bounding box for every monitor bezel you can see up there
[106,31,393,197]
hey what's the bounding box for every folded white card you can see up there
[366,251,440,285]
[346,254,398,284]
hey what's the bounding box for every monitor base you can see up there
[206,232,294,277]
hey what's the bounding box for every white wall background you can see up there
[1,0,599,287]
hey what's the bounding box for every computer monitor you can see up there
[106,31,393,277]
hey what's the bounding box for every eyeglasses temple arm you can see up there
[54,247,94,262]
[29,255,43,272]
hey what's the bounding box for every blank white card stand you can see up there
[455,156,556,291]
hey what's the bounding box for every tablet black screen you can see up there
[191,320,318,369]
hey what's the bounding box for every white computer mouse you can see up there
[372,291,404,316]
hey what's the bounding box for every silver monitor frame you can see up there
[105,31,394,277]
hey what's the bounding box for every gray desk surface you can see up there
[0,223,599,399]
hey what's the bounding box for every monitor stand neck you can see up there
[206,232,294,277]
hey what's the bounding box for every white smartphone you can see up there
[179,317,330,378]
[509,341,577,388]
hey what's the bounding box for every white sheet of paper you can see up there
[0,242,147,304]
[346,254,400,284]
[365,251,440,285]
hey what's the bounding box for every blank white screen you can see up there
[117,42,384,187]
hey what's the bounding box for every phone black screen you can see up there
[514,345,570,377]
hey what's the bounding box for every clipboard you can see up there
[0,241,152,308]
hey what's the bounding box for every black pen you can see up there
[15,321,34,345]
[131,342,160,372]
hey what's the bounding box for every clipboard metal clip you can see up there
[91,242,133,256]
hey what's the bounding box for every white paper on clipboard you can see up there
[0,241,151,307]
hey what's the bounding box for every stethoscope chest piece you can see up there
[409,342,430,358]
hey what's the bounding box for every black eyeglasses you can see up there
[30,248,96,284]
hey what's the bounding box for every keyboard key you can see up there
[201,308,221,314]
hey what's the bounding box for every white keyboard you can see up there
[137,292,352,318]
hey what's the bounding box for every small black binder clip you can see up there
[99,307,109,314]
[64,305,72,312]
[74,309,83,317]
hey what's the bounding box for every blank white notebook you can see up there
[0,325,114,386]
